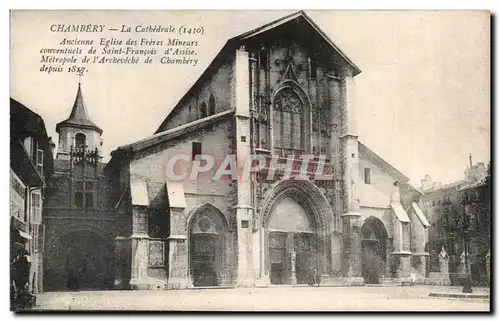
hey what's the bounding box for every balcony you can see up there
[253,148,334,182]
[71,146,100,165]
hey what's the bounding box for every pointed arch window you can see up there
[208,94,216,116]
[200,102,208,118]
[273,88,305,157]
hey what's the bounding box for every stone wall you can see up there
[43,159,120,291]
[127,118,237,287]
[158,56,235,132]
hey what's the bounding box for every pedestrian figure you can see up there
[14,249,30,293]
[66,268,79,291]
[313,267,321,287]
[11,249,36,310]
[308,266,320,287]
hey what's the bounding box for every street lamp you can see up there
[461,191,473,293]
[442,196,453,271]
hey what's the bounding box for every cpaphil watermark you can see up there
[164,149,333,183]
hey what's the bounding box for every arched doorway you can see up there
[267,196,317,285]
[188,205,228,287]
[259,180,332,285]
[45,230,114,291]
[361,217,388,284]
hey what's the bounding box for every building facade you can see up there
[106,11,430,290]
[43,84,118,291]
[420,158,491,286]
[10,98,54,294]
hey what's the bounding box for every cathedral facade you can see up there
[106,11,429,290]
[43,11,430,292]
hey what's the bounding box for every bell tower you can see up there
[55,82,103,161]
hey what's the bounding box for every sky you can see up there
[10,10,490,186]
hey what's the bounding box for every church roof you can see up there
[155,10,361,134]
[358,141,410,183]
[56,83,103,134]
[111,109,234,157]
[235,10,361,75]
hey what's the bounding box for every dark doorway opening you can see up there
[190,234,217,287]
[45,231,114,292]
[270,263,284,285]
[361,218,387,284]
[188,206,228,288]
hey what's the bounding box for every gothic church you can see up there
[44,11,429,291]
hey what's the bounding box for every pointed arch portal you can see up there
[188,204,229,287]
[361,216,389,284]
[260,180,332,285]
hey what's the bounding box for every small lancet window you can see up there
[310,59,318,80]
[259,48,268,70]
[200,102,208,118]
[209,94,216,115]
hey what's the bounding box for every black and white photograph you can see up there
[9,9,491,312]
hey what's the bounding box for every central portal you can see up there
[267,196,316,285]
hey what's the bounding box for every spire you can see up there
[69,82,90,120]
[56,82,102,134]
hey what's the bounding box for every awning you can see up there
[391,202,410,223]
[411,202,430,227]
[130,177,149,206]
[18,230,32,240]
[166,180,186,209]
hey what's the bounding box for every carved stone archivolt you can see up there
[187,203,230,234]
[45,222,114,259]
[258,180,333,235]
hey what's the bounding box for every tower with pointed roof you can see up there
[55,83,103,160]
[43,82,118,292]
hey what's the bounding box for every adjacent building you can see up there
[42,84,118,291]
[420,157,491,286]
[105,11,430,290]
[10,98,54,294]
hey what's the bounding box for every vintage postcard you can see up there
[9,10,490,312]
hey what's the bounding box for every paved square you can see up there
[33,286,490,312]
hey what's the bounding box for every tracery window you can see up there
[273,88,304,157]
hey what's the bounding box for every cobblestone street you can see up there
[33,285,490,312]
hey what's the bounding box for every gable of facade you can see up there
[155,10,360,156]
